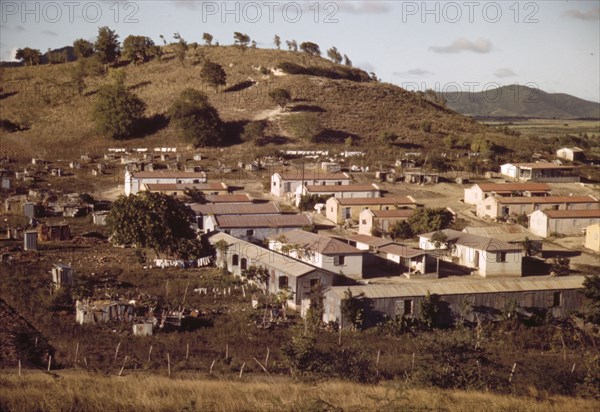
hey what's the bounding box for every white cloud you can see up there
[429,38,493,54]
[356,62,375,72]
[15,25,25,32]
[393,68,434,77]
[4,47,19,62]
[563,8,600,21]
[42,30,58,36]
[338,1,392,14]
[494,68,517,78]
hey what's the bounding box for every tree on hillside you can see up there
[92,71,146,139]
[269,88,291,110]
[122,35,156,65]
[70,63,87,95]
[327,46,343,64]
[286,113,322,143]
[202,32,213,46]
[389,220,413,240]
[233,32,250,49]
[341,288,363,331]
[15,48,42,66]
[169,88,224,147]
[94,26,120,70]
[343,54,352,67]
[274,35,281,50]
[300,42,321,57]
[581,274,600,325]
[107,191,204,258]
[241,120,266,143]
[173,33,188,66]
[379,131,398,146]
[200,61,226,92]
[286,40,298,52]
[73,38,94,59]
[407,208,454,235]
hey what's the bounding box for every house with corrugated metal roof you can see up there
[345,234,395,252]
[463,225,542,251]
[529,209,600,238]
[419,229,523,278]
[464,182,551,205]
[143,182,229,197]
[267,229,364,277]
[326,196,417,225]
[271,170,352,197]
[358,208,414,235]
[476,195,598,219]
[190,202,281,233]
[295,183,381,206]
[500,162,579,183]
[124,170,208,195]
[323,276,586,328]
[208,232,337,312]
[211,214,312,241]
[378,243,433,277]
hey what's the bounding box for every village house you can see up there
[556,147,584,162]
[500,162,580,183]
[358,209,414,235]
[143,182,229,197]
[463,225,542,251]
[463,182,551,205]
[419,229,523,278]
[326,196,418,225]
[344,234,394,252]
[190,202,281,233]
[295,184,381,207]
[124,170,208,195]
[209,232,336,312]
[210,214,312,241]
[267,229,364,278]
[528,209,600,238]
[378,243,432,277]
[322,276,586,328]
[476,195,599,220]
[51,263,74,288]
[584,223,600,252]
[403,170,440,184]
[37,222,70,241]
[270,170,352,197]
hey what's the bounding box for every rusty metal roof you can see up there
[475,183,551,192]
[495,195,598,204]
[305,184,379,193]
[370,209,414,218]
[215,214,311,229]
[333,196,416,206]
[276,171,351,181]
[541,209,600,219]
[420,229,522,252]
[463,225,541,242]
[190,202,280,215]
[268,229,363,255]
[131,171,207,178]
[379,244,426,258]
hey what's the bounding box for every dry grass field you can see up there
[1,370,599,412]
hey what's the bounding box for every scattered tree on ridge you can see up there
[168,88,224,147]
[202,32,213,46]
[122,35,156,65]
[274,34,281,50]
[269,88,291,110]
[94,26,120,71]
[300,41,321,57]
[73,38,94,59]
[327,46,343,64]
[233,32,251,49]
[200,61,227,92]
[15,48,42,66]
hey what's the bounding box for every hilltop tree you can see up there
[107,191,202,258]
[92,71,146,139]
[274,35,281,50]
[269,88,291,110]
[233,32,250,49]
[122,35,156,65]
[159,34,167,45]
[169,88,224,147]
[15,48,42,66]
[202,32,213,46]
[327,46,343,64]
[94,26,120,70]
[173,33,188,66]
[300,42,321,57]
[343,54,352,67]
[73,38,94,59]
[200,61,226,92]
[286,40,298,52]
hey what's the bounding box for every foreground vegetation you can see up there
[1,370,599,412]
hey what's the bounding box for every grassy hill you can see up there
[444,85,600,120]
[0,45,491,159]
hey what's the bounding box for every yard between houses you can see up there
[1,370,599,412]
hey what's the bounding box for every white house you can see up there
[556,147,584,162]
[378,243,430,277]
[358,208,414,235]
[528,209,600,238]
[189,202,281,233]
[463,225,542,251]
[500,163,579,183]
[476,195,599,219]
[584,223,600,252]
[124,170,207,195]
[295,184,380,206]
[326,196,417,225]
[419,229,523,278]
[463,182,551,205]
[271,170,352,197]
[268,229,364,278]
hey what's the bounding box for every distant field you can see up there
[1,370,598,412]
[484,118,600,137]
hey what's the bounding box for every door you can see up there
[474,250,480,268]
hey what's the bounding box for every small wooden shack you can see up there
[38,222,70,241]
[51,264,74,288]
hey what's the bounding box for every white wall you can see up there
[464,185,484,205]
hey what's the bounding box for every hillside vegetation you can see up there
[0,44,490,158]
[444,85,600,120]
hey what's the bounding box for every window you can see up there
[246,229,254,237]
[334,255,345,266]
[224,230,231,235]
[241,258,247,270]
[395,299,413,316]
[232,254,239,266]
[272,180,277,187]
[404,299,413,315]
[278,276,288,289]
[496,252,507,262]
[485,205,491,210]
[310,279,319,289]
[552,292,562,307]
[361,219,367,225]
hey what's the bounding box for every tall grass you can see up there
[1,370,598,412]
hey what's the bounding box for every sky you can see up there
[1,0,599,102]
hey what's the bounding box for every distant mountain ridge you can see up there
[443,85,600,120]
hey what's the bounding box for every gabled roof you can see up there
[131,171,207,178]
[205,194,253,203]
[463,225,541,242]
[331,196,416,206]
[325,276,586,299]
[190,202,280,215]
[305,184,379,193]
[215,214,311,229]
[494,195,597,205]
[419,229,522,252]
[379,243,426,258]
[504,162,577,170]
[368,209,414,218]
[345,234,395,248]
[276,171,351,181]
[474,183,551,192]
[537,209,600,219]
[208,232,320,278]
[269,229,363,255]
[145,182,227,191]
